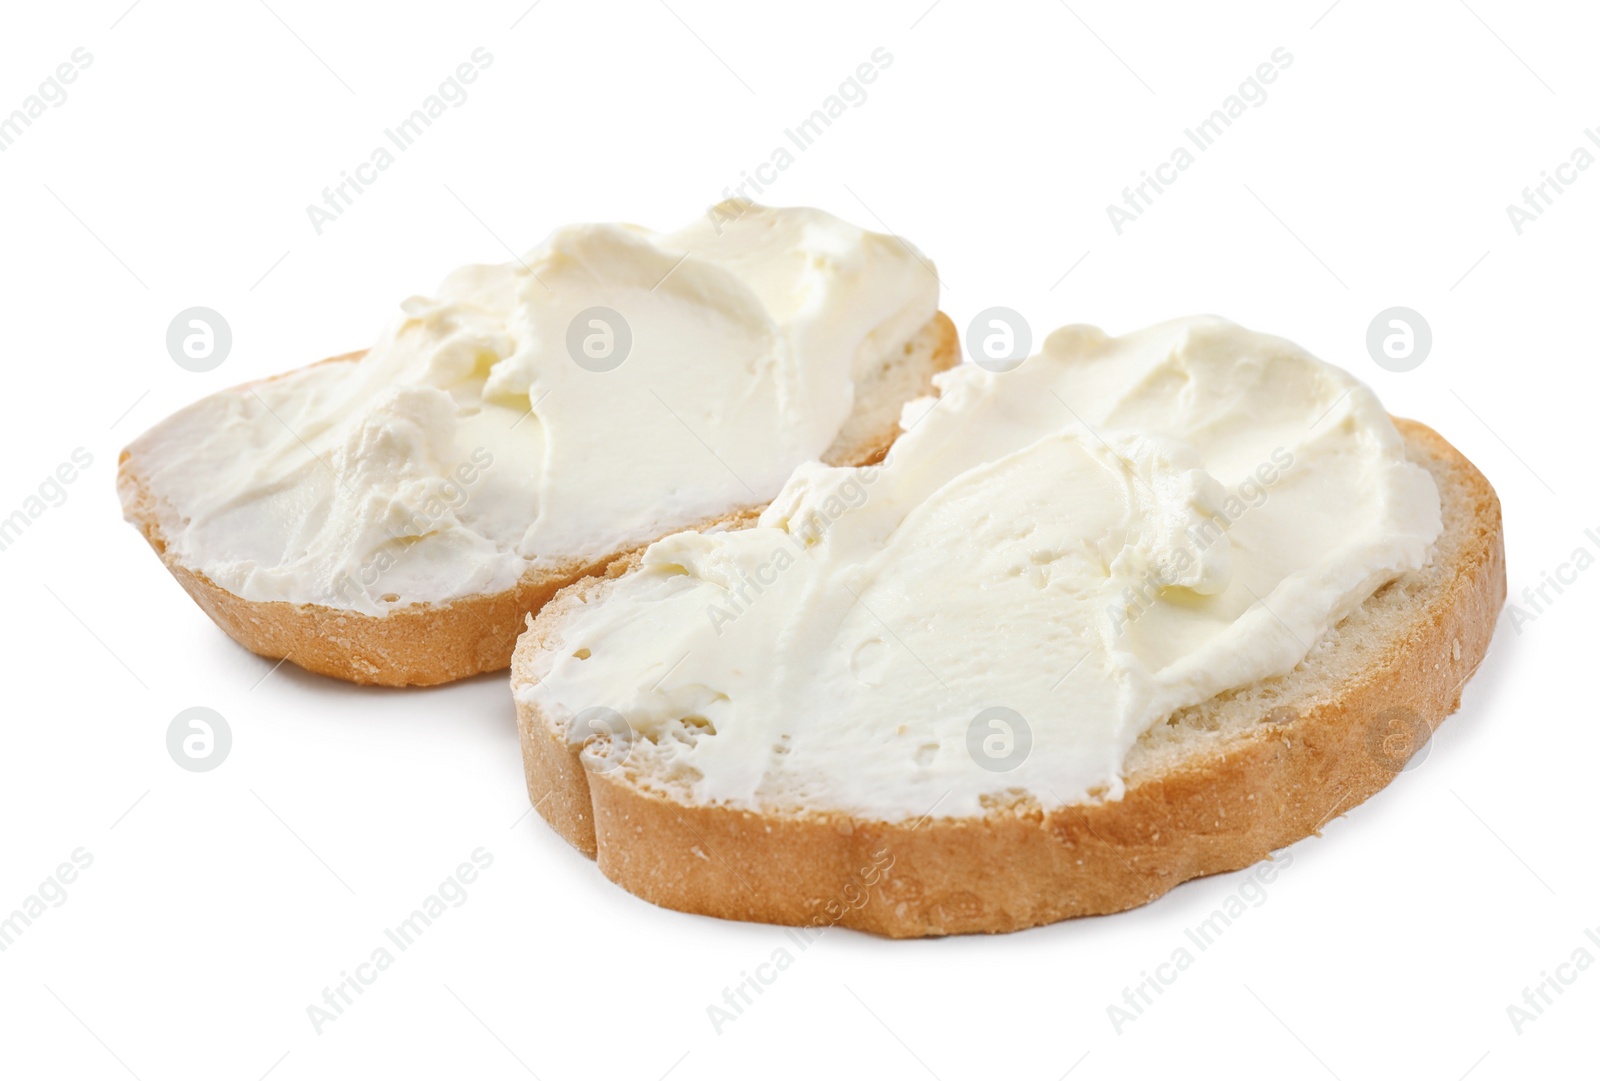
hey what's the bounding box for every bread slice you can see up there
[511,418,1504,937]
[119,313,958,688]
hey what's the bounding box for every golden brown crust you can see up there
[512,419,1505,936]
[118,314,960,687]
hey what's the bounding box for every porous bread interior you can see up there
[822,313,956,465]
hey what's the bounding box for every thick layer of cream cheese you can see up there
[521,317,1443,820]
[127,205,938,614]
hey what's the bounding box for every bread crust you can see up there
[118,314,959,687]
[512,419,1505,936]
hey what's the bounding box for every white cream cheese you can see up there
[521,316,1443,820]
[126,204,939,614]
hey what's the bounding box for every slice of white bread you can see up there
[511,417,1503,937]
[119,313,958,688]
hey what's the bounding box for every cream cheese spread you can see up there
[521,316,1443,820]
[125,205,939,614]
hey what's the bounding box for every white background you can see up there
[0,0,1593,1077]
